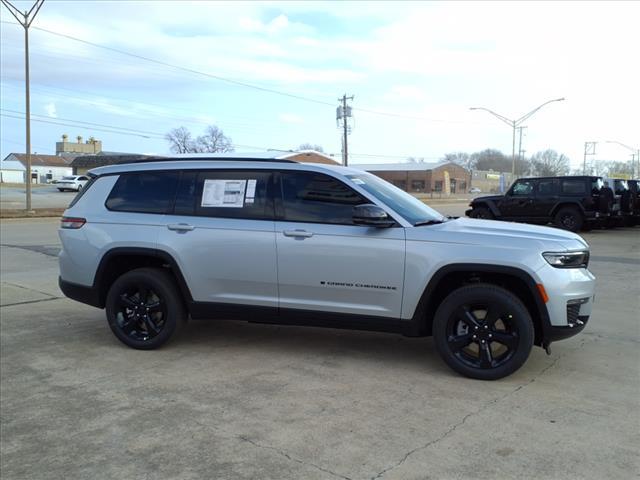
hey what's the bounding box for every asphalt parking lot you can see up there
[0,185,78,210]
[1,213,639,480]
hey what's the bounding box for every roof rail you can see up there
[125,156,297,164]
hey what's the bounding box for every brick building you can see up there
[352,162,471,194]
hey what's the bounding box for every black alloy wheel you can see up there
[114,284,166,342]
[106,268,184,349]
[433,284,534,380]
[554,207,583,232]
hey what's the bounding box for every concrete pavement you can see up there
[1,216,639,479]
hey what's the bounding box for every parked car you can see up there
[604,178,634,226]
[58,157,595,380]
[626,179,640,225]
[57,175,90,192]
[466,176,607,232]
[468,187,482,194]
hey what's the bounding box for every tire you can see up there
[553,206,583,232]
[433,284,534,380]
[470,206,494,220]
[105,267,185,350]
[58,189,64,192]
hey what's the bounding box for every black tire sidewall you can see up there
[433,284,534,380]
[554,207,583,232]
[472,207,494,220]
[105,268,184,350]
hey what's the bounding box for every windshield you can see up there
[346,173,445,225]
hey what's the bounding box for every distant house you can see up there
[351,161,471,194]
[0,153,74,183]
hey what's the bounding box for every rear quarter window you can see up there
[105,171,180,214]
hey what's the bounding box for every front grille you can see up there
[567,303,581,326]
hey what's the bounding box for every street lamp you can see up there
[605,140,640,178]
[470,97,565,179]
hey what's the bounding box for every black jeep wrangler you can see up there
[466,176,606,232]
[623,179,639,225]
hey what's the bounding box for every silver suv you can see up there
[58,157,595,379]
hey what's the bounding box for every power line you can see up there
[1,20,491,125]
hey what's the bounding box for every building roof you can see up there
[70,154,159,168]
[5,153,74,168]
[349,161,444,172]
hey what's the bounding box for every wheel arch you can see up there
[550,201,585,217]
[406,263,549,347]
[473,201,500,217]
[93,247,193,308]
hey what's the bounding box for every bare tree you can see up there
[470,148,530,175]
[196,126,234,153]
[298,143,324,153]
[443,152,472,171]
[165,126,196,154]
[530,149,570,176]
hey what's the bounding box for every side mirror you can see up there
[353,204,395,228]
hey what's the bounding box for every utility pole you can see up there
[337,94,354,166]
[470,98,565,180]
[605,141,640,178]
[583,142,597,175]
[517,126,527,164]
[1,0,45,213]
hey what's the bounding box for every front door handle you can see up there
[283,229,313,238]
[167,223,195,232]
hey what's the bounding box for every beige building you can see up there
[470,170,515,193]
[56,135,102,155]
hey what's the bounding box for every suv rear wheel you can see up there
[105,268,185,350]
[553,206,583,232]
[433,284,534,380]
[470,206,494,220]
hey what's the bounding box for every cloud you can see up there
[44,102,57,118]
[278,113,304,124]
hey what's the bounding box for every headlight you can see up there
[542,251,590,268]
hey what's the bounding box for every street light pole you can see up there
[1,0,45,213]
[470,97,565,180]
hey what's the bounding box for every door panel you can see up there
[275,222,405,317]
[159,216,278,306]
[159,169,278,308]
[501,179,536,218]
[274,170,405,318]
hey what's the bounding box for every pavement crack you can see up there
[192,419,352,480]
[2,281,59,299]
[1,296,63,307]
[370,341,594,480]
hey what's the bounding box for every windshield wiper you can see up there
[414,219,446,226]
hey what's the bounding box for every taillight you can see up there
[60,217,86,229]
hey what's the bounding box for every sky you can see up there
[1,1,639,169]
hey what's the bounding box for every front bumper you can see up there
[535,263,595,345]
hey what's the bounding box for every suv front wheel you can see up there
[105,268,185,350]
[433,284,534,380]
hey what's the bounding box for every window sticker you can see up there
[201,179,247,208]
[245,179,257,204]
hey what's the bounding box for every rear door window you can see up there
[279,171,368,225]
[174,170,274,220]
[106,171,180,214]
[561,179,587,195]
[536,179,559,196]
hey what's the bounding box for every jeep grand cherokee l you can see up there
[58,157,595,380]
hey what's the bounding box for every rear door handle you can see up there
[283,229,313,238]
[167,223,195,232]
